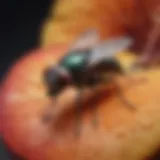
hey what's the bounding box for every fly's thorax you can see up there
[59,49,91,73]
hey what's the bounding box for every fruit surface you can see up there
[1,45,160,160]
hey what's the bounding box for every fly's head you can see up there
[43,65,71,97]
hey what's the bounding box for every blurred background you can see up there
[0,0,52,81]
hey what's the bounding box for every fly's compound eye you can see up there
[43,67,60,95]
[43,67,58,86]
[43,66,70,96]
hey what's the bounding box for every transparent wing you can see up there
[88,36,134,66]
[68,29,100,51]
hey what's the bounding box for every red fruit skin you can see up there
[2,43,160,160]
[0,45,68,159]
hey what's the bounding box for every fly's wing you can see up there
[88,36,134,66]
[68,29,100,51]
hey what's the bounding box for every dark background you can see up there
[0,0,53,80]
[0,0,53,159]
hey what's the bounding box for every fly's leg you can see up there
[100,75,136,109]
[75,88,83,137]
[87,86,99,128]
[88,75,112,128]
[91,88,99,128]
[43,96,58,123]
[112,78,136,109]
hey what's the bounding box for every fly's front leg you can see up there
[91,87,100,128]
[74,88,84,137]
[88,75,111,128]
[43,96,58,123]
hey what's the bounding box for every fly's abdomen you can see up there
[94,58,124,74]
